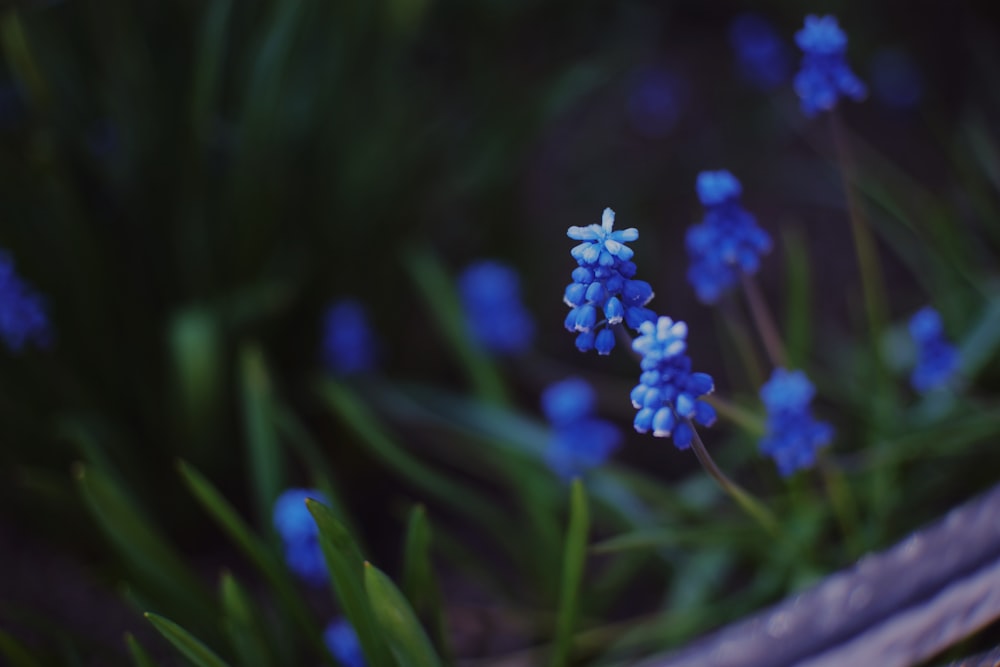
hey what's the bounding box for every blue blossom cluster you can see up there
[322,299,378,376]
[0,252,51,352]
[564,208,655,355]
[630,317,717,450]
[729,13,791,90]
[909,307,959,392]
[458,260,534,354]
[794,15,867,116]
[272,488,328,586]
[541,377,622,479]
[324,617,365,667]
[758,369,834,476]
[685,171,772,304]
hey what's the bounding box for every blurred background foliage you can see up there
[3,0,1000,664]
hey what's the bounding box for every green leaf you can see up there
[549,479,589,667]
[239,344,285,529]
[590,523,759,554]
[365,561,443,667]
[73,464,214,618]
[220,571,273,667]
[783,228,812,369]
[124,633,160,667]
[145,613,230,667]
[317,379,508,530]
[402,506,449,661]
[0,629,41,667]
[190,0,234,140]
[176,461,324,645]
[402,247,508,404]
[959,290,1000,378]
[306,498,393,667]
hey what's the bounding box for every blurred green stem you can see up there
[830,111,896,524]
[829,112,889,384]
[818,451,864,558]
[741,274,787,368]
[688,422,779,538]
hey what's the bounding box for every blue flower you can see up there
[322,299,378,376]
[273,488,329,585]
[0,251,52,352]
[564,208,655,355]
[542,377,621,479]
[729,13,791,90]
[630,317,717,450]
[685,171,771,304]
[459,260,534,354]
[541,377,596,426]
[758,369,833,476]
[324,618,366,667]
[794,15,867,116]
[908,307,959,392]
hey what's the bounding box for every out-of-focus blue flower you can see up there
[458,260,534,355]
[325,618,366,667]
[685,171,771,304]
[564,208,655,355]
[541,377,621,479]
[908,307,959,392]
[273,488,329,586]
[630,317,716,450]
[729,13,792,90]
[626,66,685,139]
[0,251,52,352]
[871,48,923,111]
[322,299,378,376]
[758,369,833,476]
[541,377,595,426]
[793,15,867,116]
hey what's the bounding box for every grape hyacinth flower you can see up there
[909,307,959,392]
[758,369,834,476]
[541,377,622,479]
[325,618,366,667]
[729,13,791,90]
[273,488,329,585]
[459,260,534,354]
[564,208,655,355]
[322,299,378,376]
[685,171,772,304]
[0,251,52,352]
[630,317,717,449]
[794,15,867,116]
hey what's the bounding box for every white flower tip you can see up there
[652,429,671,438]
[602,208,615,231]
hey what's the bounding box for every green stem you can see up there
[741,273,787,368]
[818,452,864,558]
[688,422,780,538]
[829,111,889,376]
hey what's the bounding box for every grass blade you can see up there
[239,344,285,530]
[549,479,589,667]
[402,505,450,662]
[402,247,507,404]
[124,633,160,667]
[220,571,274,667]
[365,561,443,667]
[73,464,215,620]
[144,613,230,667]
[176,460,324,645]
[306,498,393,667]
[318,379,509,530]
